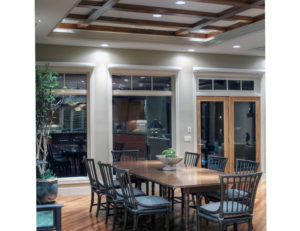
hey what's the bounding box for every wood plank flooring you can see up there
[56,179,266,231]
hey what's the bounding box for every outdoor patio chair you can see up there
[98,162,145,229]
[83,158,106,217]
[197,172,262,231]
[47,144,71,176]
[115,167,170,231]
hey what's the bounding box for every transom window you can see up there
[112,75,171,91]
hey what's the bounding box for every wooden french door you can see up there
[197,96,261,173]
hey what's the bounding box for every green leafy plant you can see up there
[162,148,176,158]
[36,64,62,179]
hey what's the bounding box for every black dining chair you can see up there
[205,158,259,203]
[169,152,201,212]
[115,167,170,231]
[98,162,146,229]
[112,149,150,195]
[207,155,228,172]
[83,158,106,217]
[236,159,259,174]
[197,172,262,231]
[203,155,228,204]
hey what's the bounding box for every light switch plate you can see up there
[184,135,192,142]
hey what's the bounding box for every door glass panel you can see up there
[234,102,256,166]
[200,102,224,167]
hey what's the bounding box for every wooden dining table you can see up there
[114,160,222,231]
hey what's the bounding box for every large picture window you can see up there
[112,74,173,160]
[48,73,88,178]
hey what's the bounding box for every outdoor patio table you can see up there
[114,160,221,231]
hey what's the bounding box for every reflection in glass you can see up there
[65,74,87,89]
[133,76,151,90]
[113,96,172,160]
[48,95,87,177]
[214,80,227,90]
[228,80,241,90]
[200,102,224,167]
[242,80,254,91]
[54,73,64,89]
[153,77,171,91]
[199,79,212,90]
[112,75,131,90]
[234,102,256,166]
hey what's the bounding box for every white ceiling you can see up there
[35,0,265,56]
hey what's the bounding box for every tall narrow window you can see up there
[48,73,88,178]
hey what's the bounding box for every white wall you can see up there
[36,44,265,193]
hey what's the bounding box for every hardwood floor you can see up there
[56,179,266,231]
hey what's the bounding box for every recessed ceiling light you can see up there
[152,14,162,18]
[176,1,186,5]
[188,49,195,52]
[38,19,41,23]
[101,43,109,47]
[233,45,241,48]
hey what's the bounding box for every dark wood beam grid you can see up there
[78,0,258,21]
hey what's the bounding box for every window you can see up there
[48,72,88,178]
[199,79,213,90]
[197,78,254,91]
[228,80,241,90]
[112,75,172,91]
[113,96,172,160]
[111,74,173,160]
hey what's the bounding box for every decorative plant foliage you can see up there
[36,64,62,179]
[162,148,176,158]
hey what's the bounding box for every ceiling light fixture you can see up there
[101,43,109,47]
[188,49,195,52]
[232,45,241,48]
[176,1,186,5]
[152,14,162,18]
[189,37,214,42]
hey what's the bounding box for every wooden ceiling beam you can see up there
[67,14,192,28]
[185,0,264,9]
[78,1,259,22]
[56,23,214,39]
[177,0,264,34]
[79,1,218,19]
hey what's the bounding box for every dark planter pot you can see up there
[36,178,58,204]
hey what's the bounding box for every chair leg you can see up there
[122,209,128,231]
[171,189,174,211]
[105,201,110,224]
[234,223,238,231]
[248,218,253,231]
[197,216,202,231]
[113,203,117,230]
[90,191,94,213]
[96,194,101,217]
[133,214,138,231]
[219,222,224,231]
[181,192,184,215]
[165,211,169,231]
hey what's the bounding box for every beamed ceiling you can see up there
[36,0,265,56]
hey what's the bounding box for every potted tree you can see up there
[36,64,62,204]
